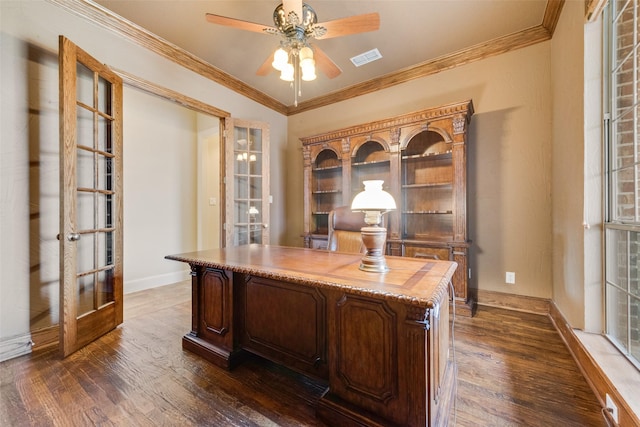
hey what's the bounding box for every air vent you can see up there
[350,48,382,67]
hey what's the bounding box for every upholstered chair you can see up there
[326,206,367,253]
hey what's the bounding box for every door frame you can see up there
[113,69,231,249]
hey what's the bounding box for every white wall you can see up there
[0,0,287,354]
[122,87,198,294]
[196,113,221,252]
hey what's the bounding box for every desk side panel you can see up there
[182,267,241,369]
[240,276,328,379]
[320,292,430,426]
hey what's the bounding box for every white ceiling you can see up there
[94,0,549,107]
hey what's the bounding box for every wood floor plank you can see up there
[0,281,606,426]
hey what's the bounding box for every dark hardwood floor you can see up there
[1,281,606,426]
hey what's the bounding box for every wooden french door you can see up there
[224,118,270,247]
[58,36,123,357]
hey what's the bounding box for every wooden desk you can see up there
[166,245,456,427]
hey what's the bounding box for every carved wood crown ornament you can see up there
[453,115,466,135]
[341,138,350,154]
[299,100,474,146]
[390,127,401,144]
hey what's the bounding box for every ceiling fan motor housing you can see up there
[273,3,317,42]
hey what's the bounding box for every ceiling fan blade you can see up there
[205,13,275,34]
[315,13,380,39]
[256,52,275,76]
[314,46,341,79]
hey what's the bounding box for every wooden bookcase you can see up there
[301,100,475,315]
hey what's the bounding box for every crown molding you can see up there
[47,0,564,117]
[542,0,565,35]
[289,25,552,115]
[585,0,606,23]
[47,0,289,115]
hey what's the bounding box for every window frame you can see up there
[603,0,640,371]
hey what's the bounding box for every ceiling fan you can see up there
[205,0,380,104]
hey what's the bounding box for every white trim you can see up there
[124,270,190,294]
[0,333,33,362]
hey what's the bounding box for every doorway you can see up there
[121,84,225,295]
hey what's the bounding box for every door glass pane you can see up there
[77,192,94,232]
[234,225,248,245]
[77,233,94,274]
[77,274,95,316]
[249,202,262,244]
[235,175,248,199]
[97,76,111,115]
[104,230,114,265]
[250,152,262,175]
[235,127,248,148]
[76,63,93,107]
[77,148,94,190]
[96,192,107,231]
[96,153,111,191]
[97,231,107,268]
[235,200,248,224]
[77,107,93,149]
[235,151,249,175]
[97,269,114,308]
[250,128,262,152]
[97,115,112,153]
[250,176,262,199]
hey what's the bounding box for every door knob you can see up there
[67,233,81,241]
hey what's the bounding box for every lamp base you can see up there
[359,226,389,273]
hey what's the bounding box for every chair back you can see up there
[327,206,367,253]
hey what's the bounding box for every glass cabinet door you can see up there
[225,118,270,247]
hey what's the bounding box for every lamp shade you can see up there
[351,180,396,211]
[280,62,294,81]
[272,48,289,71]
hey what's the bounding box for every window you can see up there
[604,0,640,369]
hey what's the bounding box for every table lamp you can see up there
[351,180,396,272]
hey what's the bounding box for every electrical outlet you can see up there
[606,393,619,423]
[505,271,516,284]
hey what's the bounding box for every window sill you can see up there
[574,330,640,421]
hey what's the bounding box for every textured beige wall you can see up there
[286,42,554,299]
[551,0,601,330]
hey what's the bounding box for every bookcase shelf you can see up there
[301,100,475,315]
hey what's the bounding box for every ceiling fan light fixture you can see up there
[299,46,313,61]
[205,1,381,106]
[280,62,295,81]
[301,68,316,81]
[298,46,316,81]
[300,59,316,81]
[272,48,289,71]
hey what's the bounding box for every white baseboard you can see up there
[124,269,191,294]
[0,333,33,362]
